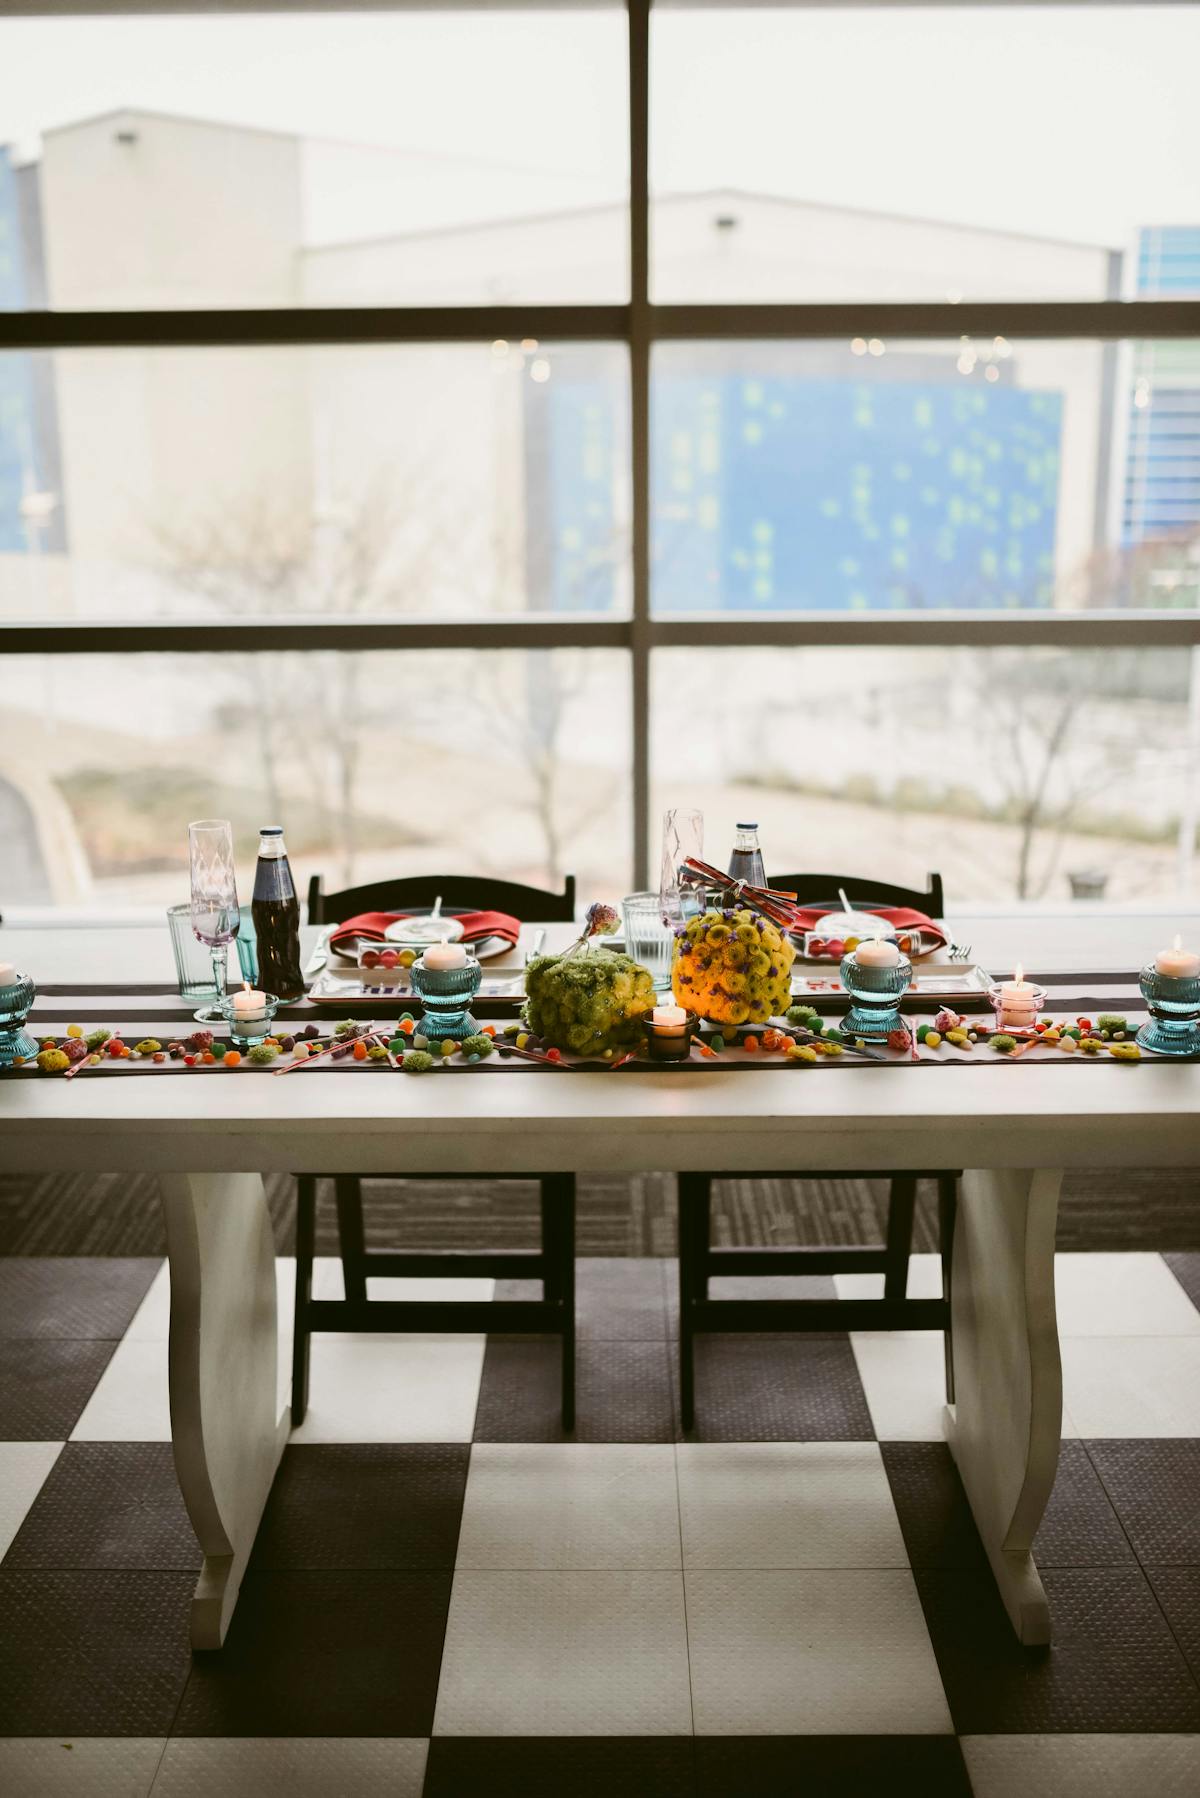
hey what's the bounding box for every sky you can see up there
[0,6,1198,249]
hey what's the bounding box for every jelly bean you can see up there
[379,949,399,969]
[361,949,380,969]
[352,1040,368,1061]
[708,1034,725,1052]
[223,1050,241,1067]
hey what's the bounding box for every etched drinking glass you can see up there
[660,808,704,916]
[188,819,241,1007]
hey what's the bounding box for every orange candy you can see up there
[223,1050,241,1067]
[399,1019,415,1036]
[201,1051,216,1065]
[352,1039,368,1061]
[481,1024,496,1037]
[743,1035,758,1053]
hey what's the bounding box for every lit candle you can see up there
[651,1005,689,1033]
[0,961,16,988]
[998,964,1036,1027]
[232,983,267,1020]
[422,941,468,971]
[853,938,901,969]
[1155,935,1200,980]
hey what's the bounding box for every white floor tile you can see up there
[676,1442,908,1569]
[151,1738,427,1797]
[70,1342,171,1442]
[456,1445,680,1570]
[433,1570,693,1736]
[0,1443,63,1558]
[313,1262,494,1307]
[290,1333,486,1443]
[849,1331,948,1441]
[1052,1254,1200,1336]
[0,1738,164,1797]
[686,1568,952,1736]
[834,1253,945,1302]
[962,1733,1200,1798]
[1061,1335,1200,1437]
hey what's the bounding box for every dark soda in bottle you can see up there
[727,821,766,890]
[251,826,304,1001]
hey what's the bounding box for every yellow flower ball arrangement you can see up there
[672,906,796,1027]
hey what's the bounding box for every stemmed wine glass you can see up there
[188,819,241,1010]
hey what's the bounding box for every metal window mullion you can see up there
[628,0,652,890]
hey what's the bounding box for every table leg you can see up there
[159,1172,289,1650]
[942,1166,1063,1646]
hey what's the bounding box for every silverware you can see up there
[946,942,972,962]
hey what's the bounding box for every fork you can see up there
[946,941,972,962]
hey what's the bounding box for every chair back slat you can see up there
[768,871,945,917]
[307,871,576,925]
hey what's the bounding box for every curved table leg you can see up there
[159,1172,289,1650]
[942,1166,1063,1646]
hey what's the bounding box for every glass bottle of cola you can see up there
[251,826,304,1001]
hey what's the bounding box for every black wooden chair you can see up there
[677,869,958,1430]
[293,872,578,1429]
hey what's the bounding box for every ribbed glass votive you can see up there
[410,956,483,1042]
[839,950,912,1040]
[1137,964,1200,1056]
[0,973,38,1066]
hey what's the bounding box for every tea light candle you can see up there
[651,1005,689,1034]
[853,938,901,969]
[423,941,468,972]
[232,984,267,1020]
[998,964,1036,1026]
[1156,935,1200,980]
[0,961,16,989]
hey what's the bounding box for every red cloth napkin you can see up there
[328,910,521,955]
[790,905,947,952]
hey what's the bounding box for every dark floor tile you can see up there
[0,1256,160,1339]
[0,1337,117,1439]
[1164,1252,1200,1315]
[174,1570,452,1736]
[425,1737,695,1797]
[496,1257,671,1341]
[1146,1567,1200,1682]
[0,1569,193,1734]
[250,1444,469,1570]
[1036,1442,1139,1567]
[915,1565,1200,1733]
[473,1338,675,1443]
[695,1736,972,1798]
[3,1442,198,1571]
[1088,1440,1200,1565]
[679,1335,874,1441]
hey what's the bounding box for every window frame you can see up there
[3,0,1200,889]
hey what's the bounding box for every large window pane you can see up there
[1,649,630,910]
[0,343,630,619]
[653,646,1195,905]
[651,5,1198,302]
[0,10,628,309]
[652,340,1200,614]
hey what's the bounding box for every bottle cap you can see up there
[736,821,758,831]
[259,825,283,835]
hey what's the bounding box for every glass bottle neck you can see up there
[258,833,287,859]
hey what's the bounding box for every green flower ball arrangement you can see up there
[523,952,656,1055]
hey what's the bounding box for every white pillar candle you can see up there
[0,961,16,988]
[651,1005,688,1031]
[423,941,468,971]
[998,964,1036,1026]
[1156,935,1200,979]
[853,938,901,969]
[232,984,267,1019]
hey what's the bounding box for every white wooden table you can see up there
[2,909,1198,1652]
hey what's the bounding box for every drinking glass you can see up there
[167,902,220,1002]
[623,891,677,993]
[188,819,241,1006]
[660,808,704,916]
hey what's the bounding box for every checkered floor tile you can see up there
[1,1252,1198,1793]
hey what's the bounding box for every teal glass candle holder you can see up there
[0,972,38,1066]
[1137,964,1200,1056]
[839,948,912,1040]
[218,991,279,1049]
[411,954,482,1043]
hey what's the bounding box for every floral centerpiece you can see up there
[522,903,656,1055]
[672,905,796,1027]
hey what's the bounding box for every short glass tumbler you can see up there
[168,902,220,1002]
[235,905,260,986]
[839,949,913,1040]
[622,892,675,993]
[410,955,482,1043]
[1137,964,1200,1056]
[0,972,38,1066]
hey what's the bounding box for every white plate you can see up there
[384,913,466,947]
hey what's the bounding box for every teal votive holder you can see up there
[839,948,913,1040]
[0,973,38,1066]
[410,955,482,1042]
[1137,964,1200,1056]
[218,991,280,1049]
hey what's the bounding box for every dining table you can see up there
[1,904,1198,1655]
